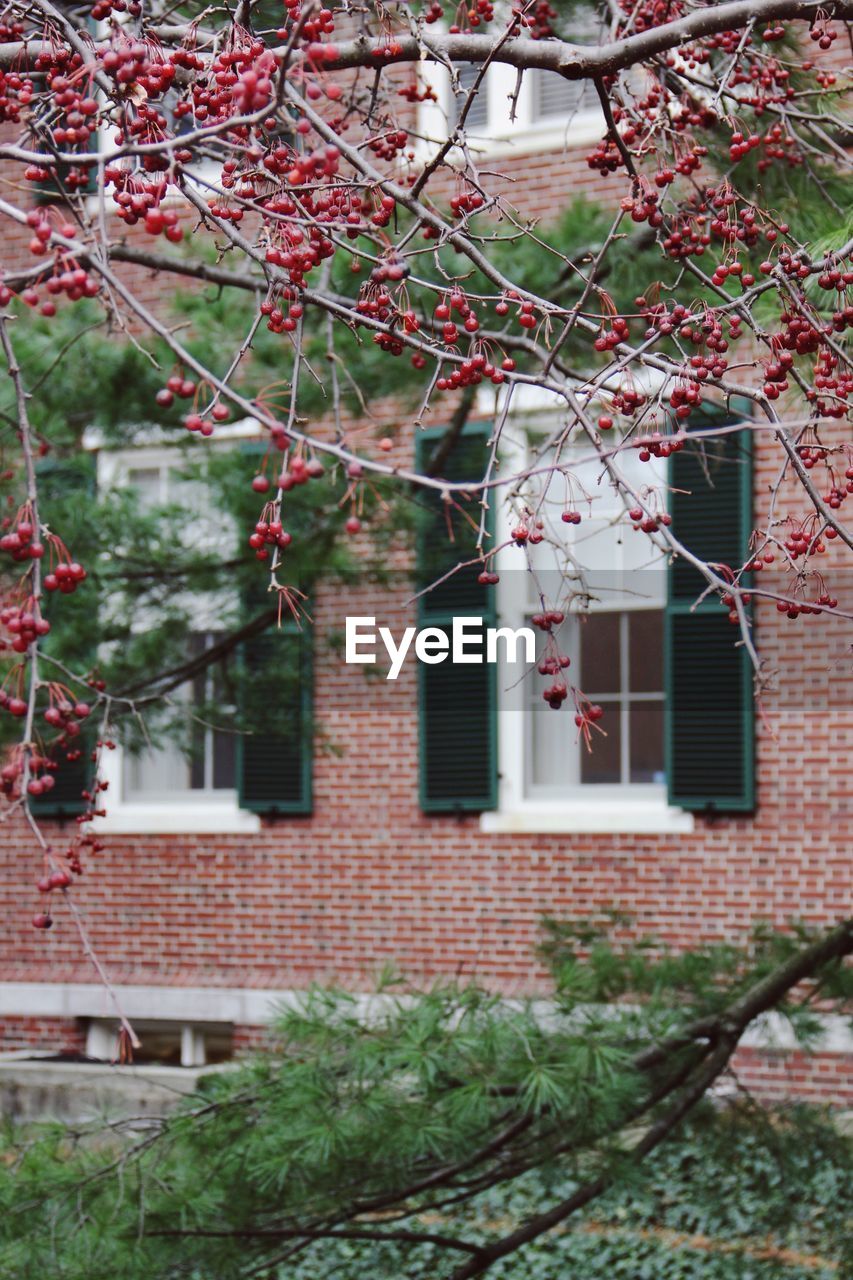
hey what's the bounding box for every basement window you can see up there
[86,1019,234,1066]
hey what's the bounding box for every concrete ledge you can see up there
[2,983,852,1052]
[0,1058,229,1123]
[0,981,295,1025]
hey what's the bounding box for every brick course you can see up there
[0,124,850,1103]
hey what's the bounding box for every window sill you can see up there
[467,115,604,160]
[415,116,603,167]
[91,803,262,835]
[480,801,695,835]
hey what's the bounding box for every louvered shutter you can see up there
[235,440,312,814]
[30,456,97,818]
[415,424,497,812]
[665,405,755,812]
[30,739,94,819]
[455,64,491,131]
[530,69,598,122]
[237,615,312,815]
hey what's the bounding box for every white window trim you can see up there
[417,51,604,161]
[481,802,694,835]
[87,416,263,459]
[90,430,263,835]
[93,746,261,834]
[481,419,694,836]
[86,1018,209,1066]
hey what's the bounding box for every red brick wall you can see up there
[1,559,849,993]
[730,1047,852,1104]
[0,131,850,1101]
[0,1015,86,1055]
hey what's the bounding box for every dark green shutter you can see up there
[30,739,94,819]
[33,155,97,205]
[30,456,97,818]
[665,404,754,812]
[415,423,497,812]
[236,440,312,815]
[237,616,312,814]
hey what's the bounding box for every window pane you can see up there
[455,65,490,131]
[580,701,621,784]
[190,725,206,790]
[127,467,162,511]
[530,70,597,121]
[126,739,190,795]
[190,647,207,789]
[629,610,664,693]
[213,729,237,789]
[580,613,620,695]
[530,691,575,788]
[630,701,665,784]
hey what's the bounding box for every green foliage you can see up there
[0,303,416,758]
[0,921,849,1280]
[277,1108,851,1280]
[540,915,853,1047]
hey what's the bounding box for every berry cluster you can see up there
[529,609,571,709]
[0,504,44,563]
[36,866,71,893]
[101,38,175,97]
[669,381,704,422]
[0,65,33,124]
[808,19,838,50]
[449,189,486,217]
[775,593,838,619]
[593,315,630,353]
[40,532,87,595]
[156,372,196,407]
[608,385,646,418]
[574,696,605,733]
[249,512,292,561]
[0,599,50,653]
[628,506,672,534]
[436,352,512,390]
[619,190,664,229]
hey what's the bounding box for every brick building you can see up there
[0,36,850,1104]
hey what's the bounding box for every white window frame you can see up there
[86,1017,211,1066]
[419,62,604,158]
[91,434,262,835]
[417,10,605,162]
[523,606,666,798]
[480,412,693,835]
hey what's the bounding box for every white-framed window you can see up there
[526,608,665,795]
[421,63,603,156]
[418,5,605,156]
[121,630,238,801]
[91,437,261,834]
[482,412,694,835]
[86,1017,233,1066]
